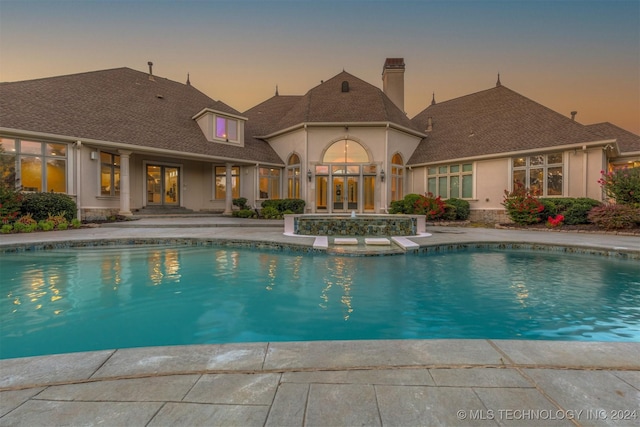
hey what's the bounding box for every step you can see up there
[365,238,391,246]
[334,238,358,245]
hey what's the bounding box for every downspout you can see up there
[582,145,588,197]
[304,124,310,212]
[75,140,82,220]
[255,163,259,207]
[383,123,389,213]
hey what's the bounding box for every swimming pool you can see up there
[1,245,639,359]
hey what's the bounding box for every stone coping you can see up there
[1,237,638,259]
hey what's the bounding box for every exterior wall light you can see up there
[380,169,385,182]
[307,169,312,182]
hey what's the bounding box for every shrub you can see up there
[414,193,446,220]
[261,206,281,219]
[389,199,405,214]
[38,220,55,231]
[232,197,248,210]
[445,198,470,220]
[1,224,13,234]
[71,218,82,229]
[232,209,256,218]
[598,167,640,206]
[442,204,457,221]
[546,214,564,228]
[587,204,640,230]
[261,198,305,214]
[20,192,76,222]
[14,213,37,232]
[538,198,601,225]
[502,183,544,225]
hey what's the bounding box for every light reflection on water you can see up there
[1,246,638,359]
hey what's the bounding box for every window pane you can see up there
[438,176,448,198]
[428,177,436,195]
[428,167,436,175]
[215,117,227,139]
[530,155,544,166]
[450,165,460,173]
[363,165,376,174]
[21,141,42,155]
[513,170,526,187]
[46,143,66,157]
[101,164,112,196]
[346,165,359,174]
[323,140,369,163]
[226,119,238,141]
[315,165,329,174]
[288,154,300,165]
[513,157,525,167]
[547,167,563,195]
[548,153,562,164]
[392,153,403,164]
[364,176,375,210]
[232,177,239,198]
[215,166,225,175]
[21,156,42,191]
[462,164,473,172]
[316,176,328,209]
[438,166,447,174]
[215,176,226,199]
[529,168,543,194]
[462,175,473,198]
[331,165,345,174]
[450,176,460,198]
[0,138,16,152]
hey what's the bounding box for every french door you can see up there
[332,175,358,212]
[146,165,180,206]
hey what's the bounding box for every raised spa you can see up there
[285,214,425,236]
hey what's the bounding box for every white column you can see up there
[118,150,132,216]
[223,162,233,215]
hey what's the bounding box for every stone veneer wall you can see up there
[468,209,512,224]
[81,208,120,222]
[295,216,416,236]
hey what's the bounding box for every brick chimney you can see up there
[382,58,405,113]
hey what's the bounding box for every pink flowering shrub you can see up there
[502,183,544,225]
[598,167,640,206]
[546,214,564,228]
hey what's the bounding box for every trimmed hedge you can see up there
[19,192,76,222]
[538,197,601,225]
[261,198,305,214]
[445,198,470,220]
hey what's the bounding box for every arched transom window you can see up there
[323,140,370,163]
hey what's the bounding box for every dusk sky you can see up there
[1,0,638,134]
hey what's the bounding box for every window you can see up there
[214,166,239,199]
[100,152,120,196]
[427,163,473,199]
[391,153,404,201]
[512,153,563,196]
[287,154,301,198]
[260,167,280,199]
[323,140,369,163]
[0,138,67,192]
[215,116,238,142]
[0,138,17,187]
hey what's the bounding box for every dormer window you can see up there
[193,108,246,146]
[216,116,238,142]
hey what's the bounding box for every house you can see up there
[1,59,638,222]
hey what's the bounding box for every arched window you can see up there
[391,153,404,201]
[287,153,301,198]
[323,140,369,163]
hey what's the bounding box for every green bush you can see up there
[502,184,544,225]
[598,167,640,206]
[389,199,405,214]
[442,204,457,221]
[587,204,640,230]
[20,192,76,222]
[261,198,305,214]
[538,198,601,225]
[38,220,55,231]
[261,206,281,219]
[71,218,82,229]
[403,194,422,214]
[14,213,37,232]
[232,197,248,210]
[1,224,13,233]
[232,209,256,218]
[445,198,470,220]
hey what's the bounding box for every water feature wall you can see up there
[284,214,425,236]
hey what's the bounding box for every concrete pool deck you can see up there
[1,217,639,426]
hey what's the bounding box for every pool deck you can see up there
[1,217,639,426]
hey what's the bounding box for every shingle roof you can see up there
[266,71,420,133]
[408,85,605,165]
[585,122,640,154]
[0,68,283,164]
[242,95,303,146]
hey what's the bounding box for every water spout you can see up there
[351,211,356,218]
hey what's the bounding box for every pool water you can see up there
[1,245,639,359]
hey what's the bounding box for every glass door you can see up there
[332,177,345,211]
[347,176,358,210]
[146,165,179,206]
